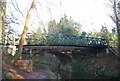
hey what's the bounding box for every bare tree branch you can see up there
[45,0,52,20]
[10,0,24,17]
[110,15,116,23]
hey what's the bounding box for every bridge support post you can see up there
[29,49,33,72]
[96,48,99,57]
[105,48,109,56]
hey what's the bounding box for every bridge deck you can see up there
[16,45,107,50]
[15,45,106,54]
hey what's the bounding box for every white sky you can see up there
[6,0,116,33]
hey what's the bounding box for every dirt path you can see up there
[3,62,51,79]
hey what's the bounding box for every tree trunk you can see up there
[113,1,120,56]
[0,1,2,41]
[13,0,37,64]
[117,2,120,57]
[0,0,7,44]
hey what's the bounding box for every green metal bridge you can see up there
[26,34,108,47]
[3,34,118,79]
[4,33,108,47]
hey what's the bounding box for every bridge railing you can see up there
[26,35,108,47]
[3,32,108,47]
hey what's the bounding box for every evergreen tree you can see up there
[47,14,81,35]
[58,14,80,35]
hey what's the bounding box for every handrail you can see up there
[5,34,108,47]
[26,35,108,47]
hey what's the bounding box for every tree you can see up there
[81,31,86,37]
[48,19,60,35]
[100,25,109,38]
[0,0,7,44]
[58,14,80,35]
[36,27,42,35]
[109,0,120,56]
[47,15,81,35]
[12,0,37,64]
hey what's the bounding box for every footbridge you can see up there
[10,34,108,63]
[5,34,109,61]
[5,34,109,79]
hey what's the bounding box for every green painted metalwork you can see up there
[27,35,108,47]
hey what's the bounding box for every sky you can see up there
[49,0,115,32]
[6,0,116,33]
